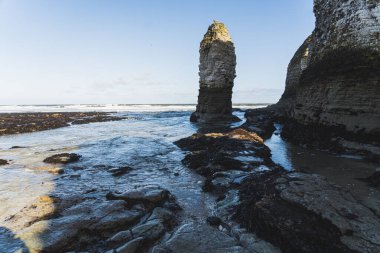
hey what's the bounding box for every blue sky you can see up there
[0,0,314,105]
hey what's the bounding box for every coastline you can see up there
[0,109,379,252]
[0,112,127,136]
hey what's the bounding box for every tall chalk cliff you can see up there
[191,21,237,123]
[278,0,380,150]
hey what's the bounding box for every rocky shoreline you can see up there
[0,112,127,136]
[174,127,380,253]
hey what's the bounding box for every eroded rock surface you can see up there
[1,187,178,253]
[274,0,380,158]
[176,128,380,253]
[237,170,380,253]
[152,223,249,253]
[191,21,238,123]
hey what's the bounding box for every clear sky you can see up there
[0,0,314,105]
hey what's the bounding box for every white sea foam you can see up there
[0,104,268,113]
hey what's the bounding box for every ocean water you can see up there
[0,103,270,113]
[0,105,264,226]
[0,104,378,240]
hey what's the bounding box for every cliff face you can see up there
[191,21,237,123]
[278,0,380,151]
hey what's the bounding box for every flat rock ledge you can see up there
[0,112,127,136]
[1,187,179,253]
[175,128,380,253]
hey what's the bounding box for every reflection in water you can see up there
[266,123,380,212]
[265,124,293,171]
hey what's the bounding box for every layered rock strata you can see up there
[191,21,238,123]
[249,0,380,158]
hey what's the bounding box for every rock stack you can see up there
[191,21,238,123]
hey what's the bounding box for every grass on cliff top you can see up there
[201,20,232,48]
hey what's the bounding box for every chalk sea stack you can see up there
[191,21,238,123]
[247,0,380,158]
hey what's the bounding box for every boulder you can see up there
[152,223,248,253]
[0,159,9,166]
[43,153,81,164]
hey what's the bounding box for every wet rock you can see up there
[191,20,237,123]
[0,112,127,136]
[360,168,380,188]
[244,108,277,139]
[43,153,81,164]
[236,169,380,253]
[152,223,248,253]
[206,216,222,227]
[106,188,170,204]
[107,207,176,249]
[239,233,281,253]
[47,167,64,174]
[109,166,131,177]
[17,199,142,252]
[4,186,178,253]
[115,237,144,253]
[0,159,9,166]
[175,128,271,179]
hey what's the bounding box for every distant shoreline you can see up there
[0,103,273,106]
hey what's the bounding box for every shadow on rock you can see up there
[0,227,29,253]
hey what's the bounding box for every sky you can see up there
[0,0,315,105]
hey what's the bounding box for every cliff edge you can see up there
[268,0,380,158]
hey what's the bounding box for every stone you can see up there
[191,20,237,123]
[17,199,142,252]
[243,108,277,139]
[206,216,222,227]
[108,207,175,246]
[4,187,179,253]
[47,167,64,174]
[174,128,272,179]
[275,0,380,155]
[359,168,380,187]
[106,188,170,204]
[115,237,144,253]
[43,153,81,164]
[239,233,281,253]
[0,159,9,166]
[109,166,131,176]
[0,112,127,136]
[153,223,248,253]
[236,169,380,253]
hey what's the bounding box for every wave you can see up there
[0,104,269,113]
